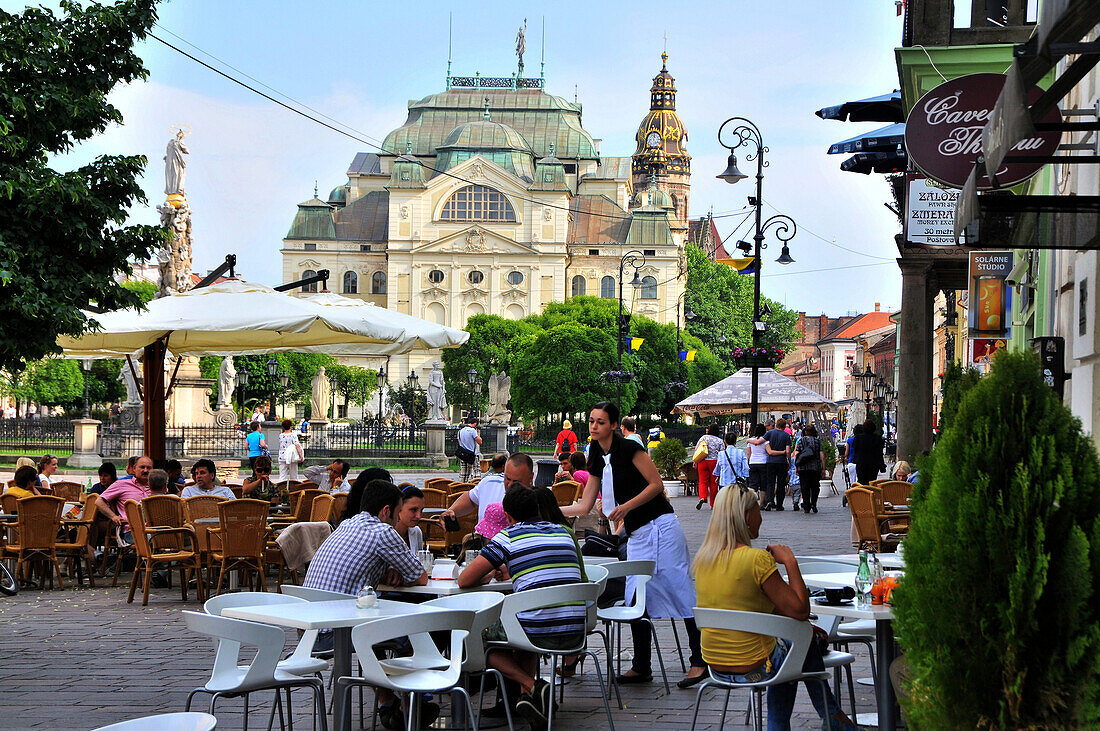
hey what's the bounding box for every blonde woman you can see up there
[692,486,856,731]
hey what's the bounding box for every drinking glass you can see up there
[356,585,377,610]
[464,549,479,566]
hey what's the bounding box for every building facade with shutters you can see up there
[280,55,691,392]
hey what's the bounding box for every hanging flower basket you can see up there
[732,346,785,369]
[602,370,635,384]
[665,380,689,394]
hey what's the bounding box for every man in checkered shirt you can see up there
[304,479,428,596]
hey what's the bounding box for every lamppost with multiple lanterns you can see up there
[406,370,422,440]
[717,117,796,424]
[237,367,249,421]
[466,367,483,419]
[265,357,279,421]
[612,249,646,410]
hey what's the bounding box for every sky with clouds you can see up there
[18,0,909,316]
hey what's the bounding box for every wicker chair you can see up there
[448,481,474,494]
[3,495,65,588]
[297,480,319,491]
[552,480,582,507]
[228,485,244,499]
[868,478,890,487]
[55,493,99,587]
[445,491,464,508]
[880,480,913,505]
[421,488,448,509]
[329,492,347,523]
[291,489,325,523]
[309,494,334,523]
[184,494,228,580]
[444,512,477,557]
[1,493,16,514]
[50,481,83,501]
[678,462,700,496]
[846,488,900,553]
[424,478,453,493]
[421,517,447,554]
[209,499,269,595]
[122,499,203,606]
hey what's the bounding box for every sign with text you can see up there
[906,174,960,245]
[904,73,1061,189]
[968,251,1013,337]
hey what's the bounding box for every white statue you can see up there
[119,364,141,406]
[311,366,330,420]
[164,129,189,196]
[217,357,236,409]
[427,361,448,421]
[487,372,512,424]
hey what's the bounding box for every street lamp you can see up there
[237,367,249,420]
[278,369,289,420]
[406,371,421,423]
[466,367,479,419]
[376,367,387,423]
[616,249,646,411]
[328,372,339,420]
[718,117,797,425]
[265,357,278,421]
[81,359,92,419]
[859,364,875,412]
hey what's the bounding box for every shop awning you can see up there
[827,123,906,155]
[816,91,904,123]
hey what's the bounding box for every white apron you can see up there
[625,512,696,619]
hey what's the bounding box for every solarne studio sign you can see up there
[904,73,1061,189]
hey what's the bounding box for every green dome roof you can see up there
[327,184,348,205]
[632,183,674,210]
[440,120,532,152]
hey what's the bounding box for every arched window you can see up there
[600,276,616,299]
[440,185,516,222]
[571,275,586,297]
[301,270,317,293]
[342,271,358,294]
[640,275,657,300]
[371,271,387,294]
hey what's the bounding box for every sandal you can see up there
[555,656,580,678]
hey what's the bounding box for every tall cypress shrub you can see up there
[893,351,1100,728]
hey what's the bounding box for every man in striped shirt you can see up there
[459,478,585,729]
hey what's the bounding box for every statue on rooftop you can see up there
[165,128,189,196]
[515,19,526,75]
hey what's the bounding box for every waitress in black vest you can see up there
[562,401,707,687]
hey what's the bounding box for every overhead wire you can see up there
[761,199,896,261]
[148,28,755,225]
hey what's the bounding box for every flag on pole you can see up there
[679,349,697,362]
[716,257,757,275]
[630,337,644,351]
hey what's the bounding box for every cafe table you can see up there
[802,572,901,731]
[798,553,905,570]
[377,577,513,596]
[222,597,447,731]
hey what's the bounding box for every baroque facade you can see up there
[280,55,691,392]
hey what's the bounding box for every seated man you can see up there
[304,479,429,729]
[301,459,352,493]
[165,459,187,492]
[5,465,41,499]
[181,459,236,500]
[96,455,154,544]
[147,469,171,495]
[458,484,586,730]
[440,452,508,524]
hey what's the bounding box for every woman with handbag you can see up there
[244,421,268,471]
[793,425,823,514]
[277,418,304,482]
[693,424,726,510]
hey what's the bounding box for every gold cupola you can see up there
[632,52,690,228]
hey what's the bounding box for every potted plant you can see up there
[892,351,1100,728]
[731,346,786,369]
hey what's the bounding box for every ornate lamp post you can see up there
[406,370,421,440]
[265,357,278,421]
[81,359,92,419]
[237,367,249,421]
[278,369,290,420]
[859,364,875,414]
[717,117,796,424]
[615,249,646,411]
[466,367,480,419]
[375,367,387,445]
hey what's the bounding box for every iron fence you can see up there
[0,417,74,454]
[319,422,425,458]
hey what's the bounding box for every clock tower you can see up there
[632,52,690,228]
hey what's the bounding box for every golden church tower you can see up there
[631,52,690,228]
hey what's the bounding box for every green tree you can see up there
[532,296,618,332]
[0,1,168,372]
[24,359,83,407]
[328,364,377,418]
[391,380,427,423]
[120,279,158,304]
[442,314,541,414]
[893,351,1100,728]
[628,317,723,419]
[936,361,981,437]
[511,323,629,419]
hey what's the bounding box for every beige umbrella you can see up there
[674,368,837,416]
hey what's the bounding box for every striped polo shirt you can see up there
[480,520,585,637]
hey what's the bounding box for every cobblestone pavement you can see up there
[0,471,884,730]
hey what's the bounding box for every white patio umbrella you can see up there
[674,368,837,416]
[301,291,469,354]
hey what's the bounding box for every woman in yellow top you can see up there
[692,485,856,731]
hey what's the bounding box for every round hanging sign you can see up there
[904,73,1061,189]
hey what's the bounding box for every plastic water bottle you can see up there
[855,550,873,604]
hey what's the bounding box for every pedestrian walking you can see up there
[794,424,823,513]
[277,418,304,482]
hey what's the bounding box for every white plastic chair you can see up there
[92,713,217,731]
[489,582,616,730]
[183,610,328,731]
[557,564,622,708]
[204,592,329,677]
[420,592,514,729]
[795,559,878,684]
[335,609,477,731]
[689,608,831,731]
[279,585,355,602]
[595,559,671,695]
